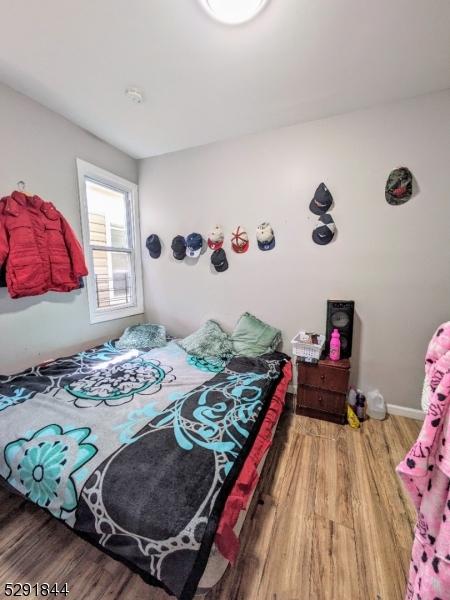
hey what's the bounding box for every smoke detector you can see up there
[199,0,269,25]
[125,87,144,104]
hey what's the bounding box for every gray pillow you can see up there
[177,320,234,359]
[116,324,167,350]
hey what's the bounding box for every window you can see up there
[76,159,143,323]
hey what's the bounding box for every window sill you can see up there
[89,304,144,324]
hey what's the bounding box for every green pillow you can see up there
[231,312,282,357]
[177,320,234,359]
[116,324,167,350]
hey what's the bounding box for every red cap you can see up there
[231,226,249,253]
[208,238,223,250]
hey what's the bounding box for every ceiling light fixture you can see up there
[125,87,144,104]
[199,0,269,25]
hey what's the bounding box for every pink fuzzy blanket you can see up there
[397,322,450,600]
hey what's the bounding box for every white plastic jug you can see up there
[366,389,386,420]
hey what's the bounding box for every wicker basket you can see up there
[291,331,325,363]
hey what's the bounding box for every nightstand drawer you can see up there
[298,362,349,393]
[297,386,346,415]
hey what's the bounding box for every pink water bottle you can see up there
[329,328,341,361]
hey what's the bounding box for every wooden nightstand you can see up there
[296,358,350,424]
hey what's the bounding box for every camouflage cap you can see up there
[385,167,413,205]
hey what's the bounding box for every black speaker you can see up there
[325,300,355,359]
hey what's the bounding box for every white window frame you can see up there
[76,159,144,324]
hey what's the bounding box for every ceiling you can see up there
[0,0,449,159]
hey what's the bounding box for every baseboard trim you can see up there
[386,403,425,421]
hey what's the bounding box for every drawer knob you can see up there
[320,375,326,381]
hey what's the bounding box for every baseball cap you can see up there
[146,234,161,259]
[171,235,186,260]
[385,167,413,205]
[312,214,336,245]
[211,248,229,272]
[208,225,224,250]
[309,183,333,215]
[231,226,249,253]
[256,222,275,251]
[186,232,203,258]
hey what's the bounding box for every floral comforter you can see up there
[0,340,287,599]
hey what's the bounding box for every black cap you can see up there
[171,235,186,260]
[146,234,161,258]
[312,214,336,245]
[211,248,229,272]
[309,183,333,215]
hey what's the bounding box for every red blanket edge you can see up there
[214,360,293,563]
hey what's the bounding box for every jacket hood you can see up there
[3,191,59,220]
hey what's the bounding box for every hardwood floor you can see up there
[0,410,421,600]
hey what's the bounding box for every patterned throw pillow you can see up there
[116,324,167,350]
[231,312,282,357]
[177,320,234,359]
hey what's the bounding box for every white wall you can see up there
[139,90,450,409]
[0,83,141,374]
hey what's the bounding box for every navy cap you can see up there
[312,214,336,245]
[211,248,229,272]
[171,235,186,260]
[186,232,203,258]
[309,183,333,215]
[146,234,161,258]
[256,222,275,251]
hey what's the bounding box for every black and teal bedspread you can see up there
[0,341,288,599]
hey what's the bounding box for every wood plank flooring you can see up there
[0,410,421,600]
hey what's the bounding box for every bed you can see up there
[0,339,291,599]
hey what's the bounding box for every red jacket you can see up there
[0,191,88,299]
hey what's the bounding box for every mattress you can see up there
[0,339,289,599]
[198,429,275,592]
